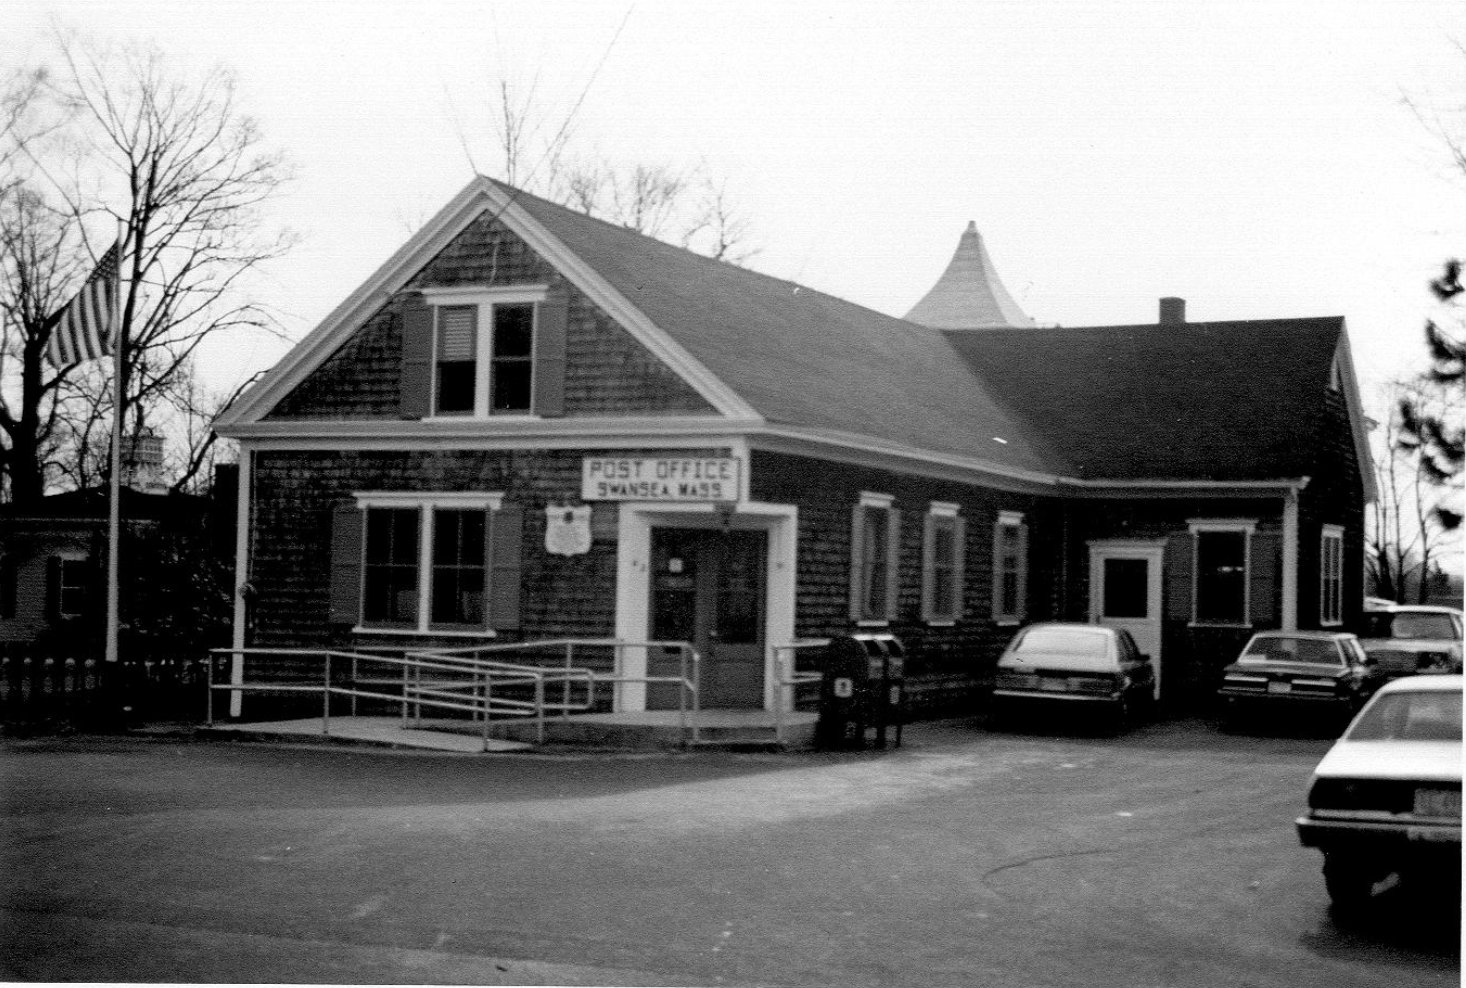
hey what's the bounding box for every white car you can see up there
[1295,675,1462,911]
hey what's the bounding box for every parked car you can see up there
[1358,605,1463,680]
[1295,675,1462,911]
[990,623,1155,729]
[1217,631,1383,725]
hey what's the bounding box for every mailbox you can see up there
[815,633,907,750]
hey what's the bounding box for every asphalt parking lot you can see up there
[0,716,1458,987]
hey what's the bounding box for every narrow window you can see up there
[434,306,478,415]
[923,505,964,624]
[993,512,1028,624]
[490,302,534,414]
[0,555,14,620]
[1194,529,1249,624]
[57,557,89,619]
[363,507,421,626]
[1320,526,1343,626]
[431,509,487,627]
[861,504,889,619]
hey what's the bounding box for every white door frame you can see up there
[614,501,797,712]
[1088,540,1166,699]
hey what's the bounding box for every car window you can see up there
[1242,636,1343,666]
[1388,613,1460,640]
[1347,690,1463,742]
[1013,628,1109,657]
[1117,630,1140,662]
[1343,639,1368,665]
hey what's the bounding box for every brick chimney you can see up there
[1159,297,1186,326]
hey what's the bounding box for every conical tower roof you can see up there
[905,222,1034,330]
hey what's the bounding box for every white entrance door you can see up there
[1088,542,1165,700]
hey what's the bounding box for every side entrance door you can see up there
[649,528,767,708]
[1088,542,1165,700]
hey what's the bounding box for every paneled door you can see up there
[1088,542,1165,700]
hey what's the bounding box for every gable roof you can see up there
[502,186,1064,477]
[945,317,1368,487]
[220,176,1371,496]
[905,222,1035,329]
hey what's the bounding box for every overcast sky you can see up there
[8,1,1466,419]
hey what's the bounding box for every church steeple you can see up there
[905,222,1034,330]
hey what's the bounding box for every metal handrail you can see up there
[771,640,828,746]
[207,647,596,750]
[208,637,705,748]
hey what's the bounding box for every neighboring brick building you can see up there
[215,177,1372,715]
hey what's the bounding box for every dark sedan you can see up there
[1217,630,1384,726]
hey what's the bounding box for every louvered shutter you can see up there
[329,504,363,625]
[885,508,901,621]
[398,294,434,419]
[487,504,523,630]
[1251,530,1280,625]
[532,286,568,418]
[45,556,61,623]
[920,514,936,622]
[952,515,968,621]
[849,504,866,621]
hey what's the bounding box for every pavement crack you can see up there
[981,844,1124,883]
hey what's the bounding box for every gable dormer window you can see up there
[400,284,568,420]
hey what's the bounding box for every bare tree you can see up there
[1367,383,1461,604]
[0,31,292,501]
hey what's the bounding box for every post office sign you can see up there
[581,456,741,502]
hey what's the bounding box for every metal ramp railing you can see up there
[207,638,703,749]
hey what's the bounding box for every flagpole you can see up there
[104,219,126,666]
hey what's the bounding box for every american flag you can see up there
[45,240,121,367]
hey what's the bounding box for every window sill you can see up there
[1320,620,1343,628]
[925,620,957,628]
[855,619,891,628]
[352,626,499,639]
[1187,622,1253,630]
[423,414,539,423]
[994,618,1022,627]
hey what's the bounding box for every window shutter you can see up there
[329,504,363,625]
[920,514,936,622]
[0,556,14,620]
[399,294,434,419]
[487,504,524,630]
[1166,532,1193,621]
[885,509,901,621]
[952,515,968,620]
[848,504,865,621]
[45,556,60,623]
[532,285,569,418]
[1251,530,1279,625]
[1016,521,1029,620]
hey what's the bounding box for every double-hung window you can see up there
[401,284,567,421]
[850,492,899,624]
[52,554,90,620]
[922,503,965,624]
[1190,520,1254,626]
[339,492,520,634]
[1320,525,1344,626]
[992,511,1028,624]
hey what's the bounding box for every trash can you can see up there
[815,633,906,750]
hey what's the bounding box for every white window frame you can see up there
[854,491,898,626]
[1188,519,1256,628]
[421,285,547,420]
[1320,524,1344,627]
[55,551,89,620]
[923,502,962,626]
[353,492,505,635]
[992,510,1028,626]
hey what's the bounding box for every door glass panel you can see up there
[1103,558,1149,618]
[716,533,764,644]
[650,531,698,641]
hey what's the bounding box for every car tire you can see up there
[1323,854,1388,913]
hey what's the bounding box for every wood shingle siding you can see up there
[267,211,712,421]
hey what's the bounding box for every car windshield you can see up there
[1013,628,1110,657]
[1346,690,1463,742]
[1242,636,1342,666]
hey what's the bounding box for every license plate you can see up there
[1414,788,1462,818]
[1039,677,1069,692]
[1267,681,1292,694]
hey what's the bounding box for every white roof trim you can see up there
[1334,327,1377,503]
[217,176,759,427]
